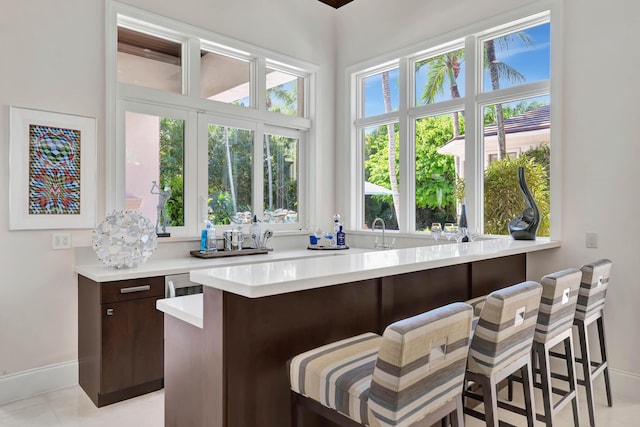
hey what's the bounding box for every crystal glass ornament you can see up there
[92,210,158,268]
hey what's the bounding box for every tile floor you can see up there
[0,382,638,426]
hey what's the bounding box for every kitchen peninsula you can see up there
[157,238,559,427]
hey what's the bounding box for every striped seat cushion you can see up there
[289,333,382,424]
[535,268,582,343]
[368,302,472,427]
[576,259,612,321]
[467,281,542,377]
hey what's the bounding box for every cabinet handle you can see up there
[106,308,114,316]
[120,285,151,294]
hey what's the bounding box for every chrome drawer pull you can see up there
[120,285,151,294]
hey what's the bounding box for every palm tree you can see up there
[419,49,464,136]
[420,33,533,156]
[382,71,400,225]
[223,126,237,213]
[484,34,531,158]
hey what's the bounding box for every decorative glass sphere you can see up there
[92,210,158,269]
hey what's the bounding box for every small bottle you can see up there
[458,202,468,242]
[337,224,346,248]
[249,215,262,248]
[206,220,217,252]
[334,214,346,248]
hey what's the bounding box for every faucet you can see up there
[372,217,391,249]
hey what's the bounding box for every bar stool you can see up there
[574,259,613,427]
[507,269,582,427]
[289,302,473,427]
[463,281,542,427]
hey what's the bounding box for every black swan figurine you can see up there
[508,166,540,240]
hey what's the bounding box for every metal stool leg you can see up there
[577,319,597,427]
[565,333,581,427]
[536,342,554,427]
[596,316,613,407]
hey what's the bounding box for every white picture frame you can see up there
[9,106,97,230]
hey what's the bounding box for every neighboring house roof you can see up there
[438,105,550,159]
[483,105,550,137]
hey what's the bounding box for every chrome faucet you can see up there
[372,217,392,249]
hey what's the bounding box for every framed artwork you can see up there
[9,107,97,230]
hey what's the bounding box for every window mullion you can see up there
[464,34,481,232]
[196,112,210,229]
[398,58,412,234]
[183,110,199,235]
[185,37,201,98]
[254,123,265,220]
[255,57,266,113]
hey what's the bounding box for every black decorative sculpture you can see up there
[508,166,540,240]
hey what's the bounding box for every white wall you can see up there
[3,0,639,404]
[335,0,640,398]
[0,0,335,403]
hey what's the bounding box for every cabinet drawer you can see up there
[101,277,164,304]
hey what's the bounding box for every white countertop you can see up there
[156,294,203,328]
[76,247,367,282]
[154,238,559,328]
[190,238,559,298]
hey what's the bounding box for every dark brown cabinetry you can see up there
[78,275,164,407]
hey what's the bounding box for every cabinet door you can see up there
[101,300,133,394]
[131,297,164,386]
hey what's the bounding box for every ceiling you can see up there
[317,0,354,8]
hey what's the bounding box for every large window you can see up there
[109,4,314,235]
[352,11,552,238]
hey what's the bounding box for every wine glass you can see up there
[443,223,457,241]
[430,223,442,241]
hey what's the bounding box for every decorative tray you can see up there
[189,248,272,259]
[307,245,350,250]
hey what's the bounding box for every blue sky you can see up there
[364,22,550,117]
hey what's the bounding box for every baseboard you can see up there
[610,368,640,401]
[0,360,78,405]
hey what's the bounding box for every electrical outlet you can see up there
[52,233,71,250]
[586,232,598,248]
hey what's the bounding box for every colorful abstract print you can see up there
[29,124,81,215]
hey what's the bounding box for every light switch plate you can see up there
[586,232,598,248]
[52,233,71,250]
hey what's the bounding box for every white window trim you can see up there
[346,0,561,239]
[106,1,317,236]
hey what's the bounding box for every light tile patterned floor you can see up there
[0,382,638,426]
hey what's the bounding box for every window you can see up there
[109,4,315,235]
[351,10,552,237]
[263,131,299,222]
[117,26,182,94]
[200,48,251,107]
[363,123,399,230]
[266,66,305,117]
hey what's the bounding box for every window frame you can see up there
[106,1,316,236]
[347,3,559,239]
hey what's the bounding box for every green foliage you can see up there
[208,192,235,225]
[159,118,184,227]
[484,156,550,236]
[164,175,184,226]
[264,135,298,211]
[267,81,298,116]
[364,117,461,231]
[207,125,253,215]
[414,116,459,210]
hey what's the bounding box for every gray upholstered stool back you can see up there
[367,302,473,427]
[467,281,542,377]
[576,259,612,321]
[535,268,582,344]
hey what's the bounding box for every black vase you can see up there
[508,166,540,240]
